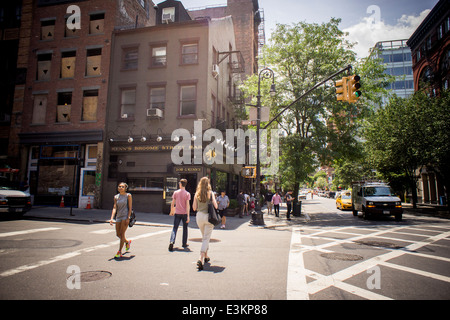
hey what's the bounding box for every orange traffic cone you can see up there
[59,196,65,208]
[85,196,92,209]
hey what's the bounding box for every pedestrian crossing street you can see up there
[288,220,450,300]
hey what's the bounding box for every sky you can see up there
[162,0,440,58]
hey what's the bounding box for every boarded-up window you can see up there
[56,92,72,123]
[37,53,52,81]
[41,19,55,40]
[82,90,98,121]
[86,48,101,76]
[61,51,76,78]
[32,94,47,124]
[65,16,80,37]
[89,13,105,35]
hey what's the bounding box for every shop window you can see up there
[89,13,105,35]
[122,46,139,70]
[128,177,164,192]
[61,51,76,78]
[86,48,102,76]
[32,94,48,124]
[82,89,98,121]
[120,88,136,119]
[41,19,55,40]
[181,43,198,65]
[56,91,72,123]
[150,45,167,67]
[37,53,52,81]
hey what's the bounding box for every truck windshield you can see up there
[364,186,395,196]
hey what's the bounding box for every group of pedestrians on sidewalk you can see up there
[108,177,228,271]
[265,190,294,220]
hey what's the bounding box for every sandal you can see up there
[197,260,203,270]
[204,257,210,264]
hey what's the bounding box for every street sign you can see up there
[249,107,270,122]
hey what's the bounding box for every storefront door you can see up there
[79,168,96,208]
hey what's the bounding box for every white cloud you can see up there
[344,9,431,58]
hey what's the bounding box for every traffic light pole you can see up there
[263,64,353,130]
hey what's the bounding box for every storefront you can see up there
[103,141,241,214]
[18,130,103,208]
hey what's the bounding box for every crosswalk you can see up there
[0,223,170,279]
[287,222,450,300]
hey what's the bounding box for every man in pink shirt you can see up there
[169,179,191,251]
[271,191,282,217]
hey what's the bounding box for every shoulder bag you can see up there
[208,193,221,226]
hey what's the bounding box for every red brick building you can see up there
[408,0,450,94]
[407,0,450,204]
[16,0,156,207]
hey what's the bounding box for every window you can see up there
[56,91,72,123]
[149,87,165,110]
[120,88,136,119]
[162,7,175,23]
[89,13,104,35]
[32,94,48,124]
[40,19,55,40]
[180,85,196,116]
[37,53,52,81]
[86,48,102,76]
[150,45,167,67]
[181,43,198,65]
[128,177,164,192]
[65,16,80,37]
[61,51,76,78]
[82,89,98,121]
[122,46,139,70]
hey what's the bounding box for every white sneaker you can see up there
[220,224,225,229]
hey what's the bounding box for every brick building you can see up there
[407,0,450,204]
[16,0,156,208]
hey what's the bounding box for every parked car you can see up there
[336,192,352,210]
[298,192,307,200]
[0,177,32,216]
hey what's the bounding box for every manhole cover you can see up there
[355,240,404,249]
[69,271,112,283]
[320,252,364,261]
[189,238,221,243]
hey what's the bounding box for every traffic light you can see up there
[347,75,361,103]
[335,76,348,102]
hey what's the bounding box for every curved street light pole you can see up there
[254,67,275,224]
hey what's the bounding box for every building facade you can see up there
[16,0,156,208]
[103,6,246,213]
[407,0,450,204]
[376,39,414,100]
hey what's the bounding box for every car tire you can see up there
[352,205,358,217]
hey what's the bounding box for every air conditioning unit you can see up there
[162,13,174,23]
[212,64,220,78]
[147,108,163,118]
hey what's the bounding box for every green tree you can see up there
[363,91,449,208]
[240,19,392,198]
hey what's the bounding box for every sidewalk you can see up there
[23,204,300,228]
[24,206,173,227]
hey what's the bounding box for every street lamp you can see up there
[254,67,275,225]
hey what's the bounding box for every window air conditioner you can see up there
[147,108,163,118]
[162,13,174,23]
[212,64,220,77]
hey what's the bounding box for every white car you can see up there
[0,184,32,216]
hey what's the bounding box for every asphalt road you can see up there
[0,197,449,302]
